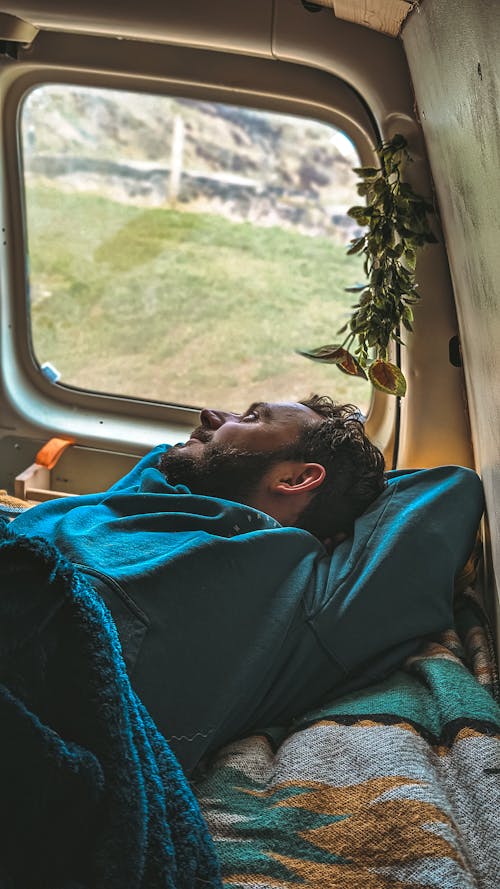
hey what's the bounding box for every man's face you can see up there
[184,401,319,454]
[159,401,320,504]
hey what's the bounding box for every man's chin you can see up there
[171,439,204,453]
[159,441,275,504]
[159,447,202,488]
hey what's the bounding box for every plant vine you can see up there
[300,133,437,396]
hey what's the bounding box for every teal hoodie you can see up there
[12,450,483,772]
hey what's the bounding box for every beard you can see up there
[159,442,286,506]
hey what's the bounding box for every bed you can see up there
[193,573,500,889]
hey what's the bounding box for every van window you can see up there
[21,84,370,412]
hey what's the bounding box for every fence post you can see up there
[168,114,185,206]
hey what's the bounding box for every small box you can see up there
[14,438,139,504]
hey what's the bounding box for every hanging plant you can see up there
[299,134,437,396]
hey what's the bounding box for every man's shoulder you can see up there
[386,464,483,501]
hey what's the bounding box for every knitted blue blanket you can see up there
[0,519,222,889]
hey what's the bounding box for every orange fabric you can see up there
[35,437,75,471]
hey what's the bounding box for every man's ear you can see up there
[272,462,326,496]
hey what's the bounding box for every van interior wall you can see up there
[403,0,500,643]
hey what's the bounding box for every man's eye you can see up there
[241,411,259,422]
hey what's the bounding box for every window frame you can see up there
[0,30,396,456]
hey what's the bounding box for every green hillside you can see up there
[27,186,370,411]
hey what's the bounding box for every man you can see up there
[11,395,483,773]
[158,396,386,544]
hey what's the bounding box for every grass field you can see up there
[26,184,371,412]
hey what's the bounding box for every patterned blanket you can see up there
[194,582,500,889]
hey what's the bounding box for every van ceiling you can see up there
[3,1,418,44]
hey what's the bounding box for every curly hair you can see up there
[291,394,386,538]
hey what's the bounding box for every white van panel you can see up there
[404,0,500,637]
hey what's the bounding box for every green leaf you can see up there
[352,167,380,178]
[335,350,368,379]
[297,344,346,364]
[347,237,365,256]
[399,183,417,198]
[391,332,406,346]
[297,345,368,379]
[348,205,371,220]
[344,284,368,293]
[403,248,416,269]
[368,360,407,396]
[356,182,369,196]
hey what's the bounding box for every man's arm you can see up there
[245,465,484,737]
[310,465,484,678]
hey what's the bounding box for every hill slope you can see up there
[22,85,361,238]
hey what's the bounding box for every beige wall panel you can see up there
[0,0,273,55]
[403,0,500,623]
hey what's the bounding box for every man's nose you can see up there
[199,408,239,429]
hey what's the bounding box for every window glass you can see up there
[21,84,370,412]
